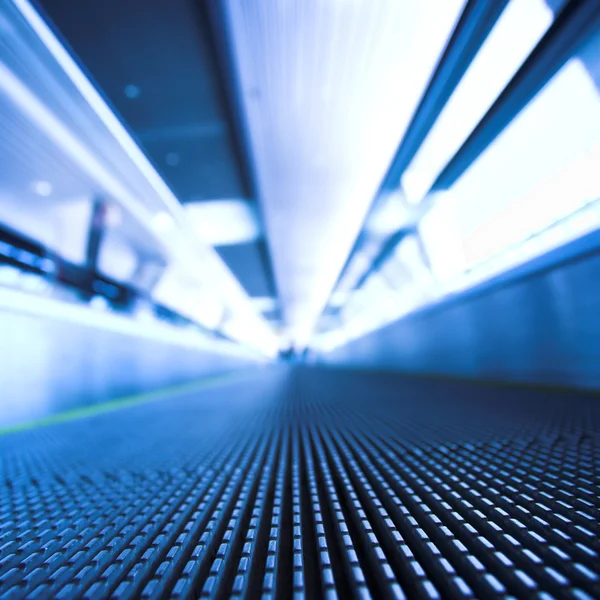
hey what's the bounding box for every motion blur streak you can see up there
[0,0,598,599]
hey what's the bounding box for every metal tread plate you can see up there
[0,368,598,599]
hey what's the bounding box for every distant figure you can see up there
[278,346,295,362]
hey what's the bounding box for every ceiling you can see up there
[0,44,161,270]
[2,0,597,353]
[29,0,592,350]
[222,0,465,340]
[35,0,276,303]
[33,0,466,341]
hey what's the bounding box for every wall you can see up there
[321,230,600,391]
[0,302,263,428]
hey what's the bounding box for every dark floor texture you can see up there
[0,367,598,599]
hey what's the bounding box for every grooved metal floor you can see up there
[0,367,599,599]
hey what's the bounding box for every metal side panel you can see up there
[0,307,262,429]
[321,242,600,391]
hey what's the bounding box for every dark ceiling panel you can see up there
[35,0,249,201]
[35,0,277,301]
[143,135,246,202]
[216,241,276,299]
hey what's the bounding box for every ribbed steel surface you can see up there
[1,368,598,598]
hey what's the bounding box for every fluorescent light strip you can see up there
[0,285,264,360]
[0,62,162,241]
[401,0,554,206]
[0,64,276,355]
[224,0,466,344]
[314,201,600,354]
[459,197,600,290]
[8,0,277,352]
[251,297,278,312]
[12,0,185,220]
[185,200,262,246]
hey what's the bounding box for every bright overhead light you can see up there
[365,191,413,234]
[0,58,274,350]
[329,290,349,308]
[224,0,466,343]
[400,169,432,206]
[220,317,279,358]
[185,199,262,246]
[123,84,141,99]
[251,297,278,312]
[0,285,264,360]
[5,0,279,354]
[401,0,553,206]
[151,211,175,233]
[11,0,199,220]
[0,61,155,228]
[419,192,466,282]
[30,180,53,196]
[89,295,110,311]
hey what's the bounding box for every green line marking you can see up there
[0,369,252,437]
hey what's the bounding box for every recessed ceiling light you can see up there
[151,211,175,233]
[185,199,262,245]
[124,84,140,99]
[90,295,110,311]
[165,152,180,167]
[31,180,53,196]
